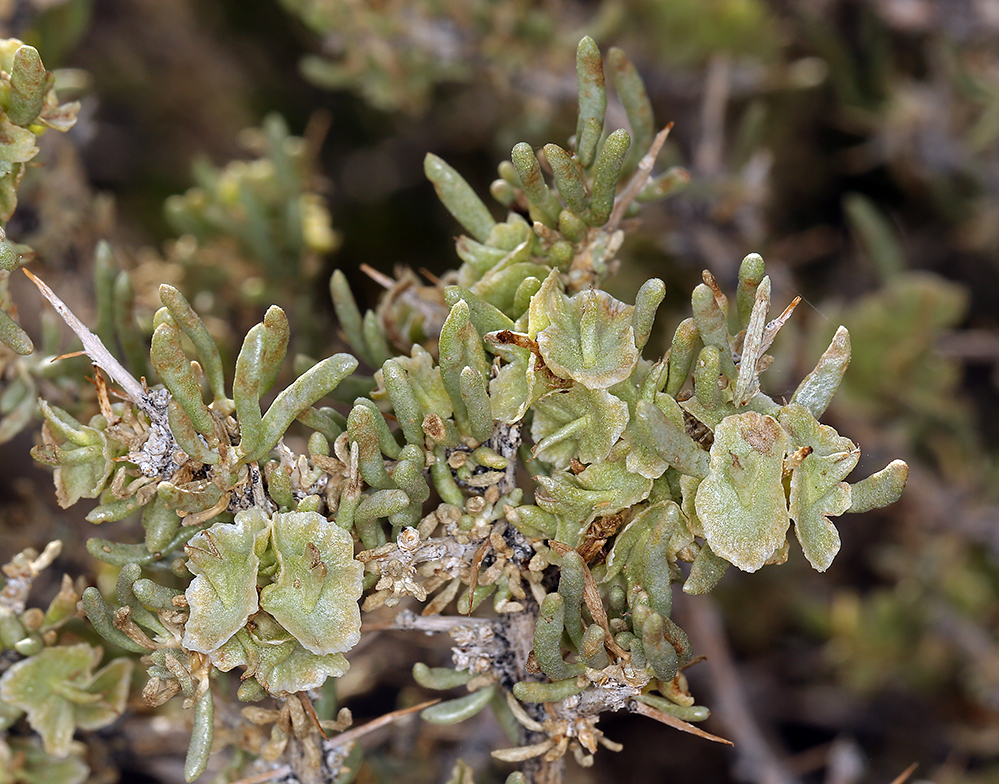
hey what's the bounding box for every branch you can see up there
[24,268,149,410]
[678,593,800,784]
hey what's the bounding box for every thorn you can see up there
[419,267,442,284]
[888,762,919,784]
[53,350,87,361]
[23,267,149,409]
[630,699,734,745]
[361,263,396,289]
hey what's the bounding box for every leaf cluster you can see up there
[1,34,910,784]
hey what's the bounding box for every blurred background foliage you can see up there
[1,0,999,782]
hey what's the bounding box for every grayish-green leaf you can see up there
[532,386,629,469]
[575,36,606,168]
[183,511,266,653]
[780,403,859,571]
[259,510,363,655]
[536,281,639,389]
[0,644,132,757]
[791,326,851,419]
[847,459,909,514]
[695,411,789,572]
[425,153,496,243]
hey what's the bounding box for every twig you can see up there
[23,268,149,410]
[227,765,293,784]
[887,762,918,784]
[695,53,731,178]
[325,699,439,749]
[630,699,733,745]
[678,593,800,784]
[361,609,494,633]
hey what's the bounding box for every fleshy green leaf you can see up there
[536,460,652,547]
[0,644,132,757]
[390,345,452,420]
[536,283,639,389]
[33,403,118,509]
[0,308,32,355]
[3,42,78,133]
[624,398,709,480]
[0,113,39,163]
[259,510,363,655]
[792,325,851,419]
[531,386,629,469]
[779,403,860,571]
[210,614,349,695]
[183,511,266,653]
[425,153,496,243]
[847,459,909,514]
[484,333,546,424]
[2,736,90,784]
[574,36,607,168]
[695,411,789,572]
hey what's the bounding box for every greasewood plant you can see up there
[0,36,907,784]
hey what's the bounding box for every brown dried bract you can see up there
[577,511,628,565]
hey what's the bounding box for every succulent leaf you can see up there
[536,284,639,389]
[531,385,629,469]
[792,325,851,419]
[258,510,363,655]
[779,403,860,571]
[34,403,119,509]
[847,459,909,514]
[0,644,132,757]
[210,617,349,695]
[183,512,265,653]
[536,460,652,547]
[695,411,790,572]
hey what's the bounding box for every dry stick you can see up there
[325,698,439,749]
[466,539,490,615]
[606,124,673,233]
[760,296,802,353]
[695,52,731,179]
[227,765,293,784]
[679,593,801,784]
[887,762,918,784]
[229,706,446,784]
[225,701,443,784]
[0,541,62,615]
[298,692,328,740]
[360,262,395,289]
[369,606,565,782]
[361,610,494,633]
[630,699,733,745]
[23,268,150,411]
